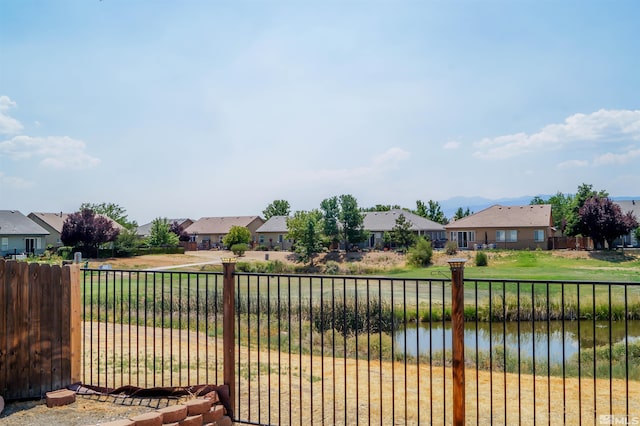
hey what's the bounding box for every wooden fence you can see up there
[0,259,81,400]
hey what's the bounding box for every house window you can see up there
[497,230,517,242]
[1,237,8,251]
[534,230,545,242]
[450,231,475,248]
[278,235,283,243]
[259,235,264,244]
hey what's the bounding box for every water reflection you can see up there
[396,320,640,364]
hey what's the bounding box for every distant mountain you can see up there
[440,195,639,219]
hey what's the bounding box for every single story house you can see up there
[362,209,447,249]
[614,200,639,247]
[184,216,265,250]
[255,215,293,250]
[445,204,555,250]
[1,210,49,257]
[137,218,194,238]
[28,212,124,248]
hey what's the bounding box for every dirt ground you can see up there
[87,249,410,268]
[88,249,460,271]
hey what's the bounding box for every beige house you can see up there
[184,216,265,250]
[255,216,293,250]
[28,212,124,248]
[445,204,555,250]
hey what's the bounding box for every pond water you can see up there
[396,320,640,364]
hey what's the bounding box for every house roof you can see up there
[137,218,192,237]
[0,210,49,235]
[616,200,639,217]
[446,204,552,229]
[363,209,446,232]
[28,212,67,232]
[29,212,125,232]
[256,215,289,233]
[185,216,263,235]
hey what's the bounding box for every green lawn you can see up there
[390,250,640,282]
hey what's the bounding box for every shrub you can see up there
[57,246,74,260]
[407,238,433,267]
[235,261,253,272]
[255,245,268,251]
[445,241,458,255]
[324,260,341,275]
[269,260,290,273]
[475,251,488,266]
[231,243,249,256]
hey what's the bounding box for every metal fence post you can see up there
[222,258,236,417]
[448,258,467,426]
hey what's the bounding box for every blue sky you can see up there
[1,1,639,224]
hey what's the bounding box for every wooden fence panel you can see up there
[0,259,81,400]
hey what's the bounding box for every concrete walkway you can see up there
[142,259,223,271]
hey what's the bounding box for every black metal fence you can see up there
[81,267,640,425]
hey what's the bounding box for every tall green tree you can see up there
[415,200,448,224]
[320,196,340,247]
[262,199,291,220]
[286,210,324,265]
[147,218,179,247]
[339,194,367,250]
[361,204,401,212]
[426,200,448,224]
[80,202,136,230]
[391,213,415,250]
[530,196,546,205]
[453,207,472,221]
[530,192,573,235]
[415,200,428,218]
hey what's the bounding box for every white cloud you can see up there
[0,171,33,189]
[593,147,640,166]
[0,95,24,134]
[0,135,101,170]
[556,159,589,169]
[443,140,461,150]
[473,109,640,160]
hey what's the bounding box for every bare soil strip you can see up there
[80,322,640,425]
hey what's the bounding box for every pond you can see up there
[396,320,640,364]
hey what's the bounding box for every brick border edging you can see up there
[44,389,233,426]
